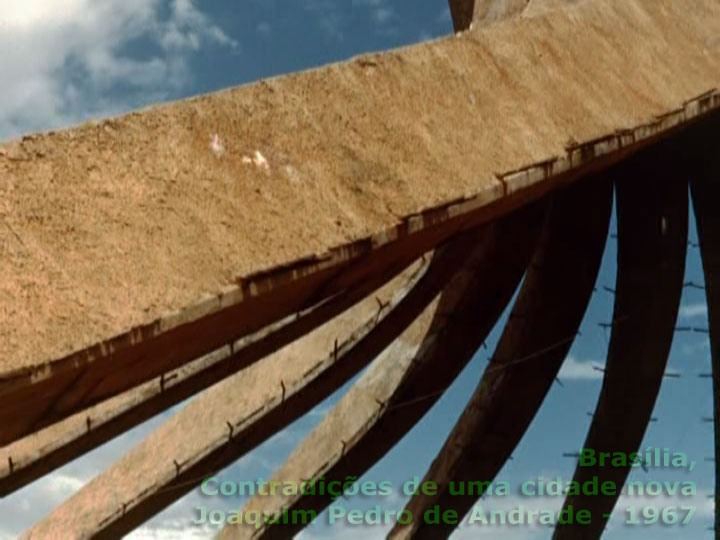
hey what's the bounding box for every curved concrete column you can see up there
[20,230,483,539]
[218,203,545,540]
[552,134,689,540]
[0,253,417,497]
[448,0,529,31]
[687,113,720,539]
[388,172,612,539]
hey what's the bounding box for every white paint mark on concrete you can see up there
[209,133,225,158]
[253,150,269,170]
[283,165,300,185]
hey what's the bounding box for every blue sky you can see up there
[0,2,715,539]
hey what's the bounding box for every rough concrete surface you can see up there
[2,0,720,537]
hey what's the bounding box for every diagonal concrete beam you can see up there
[552,129,690,540]
[687,114,720,539]
[0,252,416,497]
[388,172,612,539]
[21,228,488,539]
[3,0,720,447]
[217,203,545,540]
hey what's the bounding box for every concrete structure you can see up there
[2,0,720,445]
[553,127,689,539]
[218,206,543,540]
[389,172,612,539]
[3,0,720,538]
[688,114,720,539]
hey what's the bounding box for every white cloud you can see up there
[126,520,212,540]
[558,356,604,380]
[558,355,684,380]
[0,0,237,140]
[45,473,85,495]
[256,22,272,35]
[681,337,711,357]
[0,403,191,538]
[679,302,708,320]
[1,1,90,28]
[298,522,391,540]
[305,0,399,41]
[352,0,395,25]
[353,0,397,33]
[0,469,90,538]
[110,486,717,540]
[304,0,345,41]
[372,8,395,25]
